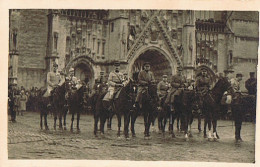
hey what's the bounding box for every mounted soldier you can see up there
[195,68,211,108]
[165,66,187,112]
[157,75,170,110]
[134,62,156,109]
[43,62,61,107]
[103,61,127,110]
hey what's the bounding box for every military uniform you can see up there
[165,72,186,105]
[245,75,257,95]
[157,76,170,108]
[195,75,211,96]
[43,70,61,97]
[135,69,155,105]
[230,74,244,142]
[103,63,126,101]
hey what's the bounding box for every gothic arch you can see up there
[65,56,96,86]
[126,45,179,79]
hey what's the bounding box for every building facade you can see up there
[9,10,258,91]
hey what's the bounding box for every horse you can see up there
[133,83,158,139]
[51,82,68,130]
[35,88,50,130]
[158,89,197,139]
[201,77,231,140]
[66,82,88,132]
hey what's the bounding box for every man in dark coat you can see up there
[135,62,156,108]
[245,72,257,96]
[165,66,187,111]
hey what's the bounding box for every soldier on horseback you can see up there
[165,66,187,112]
[157,75,170,111]
[43,62,61,107]
[245,72,257,96]
[103,61,127,110]
[134,62,156,109]
[195,68,211,111]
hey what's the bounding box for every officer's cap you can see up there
[163,75,167,78]
[100,71,105,76]
[69,68,74,72]
[250,72,255,76]
[53,62,58,67]
[143,62,150,66]
[114,61,120,67]
[236,73,243,78]
[177,66,183,71]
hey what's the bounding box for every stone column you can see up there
[217,33,227,73]
[46,10,60,74]
[182,10,196,80]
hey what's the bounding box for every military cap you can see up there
[236,73,243,78]
[143,62,151,66]
[114,61,120,66]
[162,75,167,78]
[100,71,105,76]
[69,68,74,72]
[177,66,183,71]
[250,72,255,76]
[53,62,58,67]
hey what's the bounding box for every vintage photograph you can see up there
[7,9,257,162]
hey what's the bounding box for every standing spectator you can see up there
[18,89,28,116]
[245,72,257,96]
[8,85,16,122]
[14,89,20,116]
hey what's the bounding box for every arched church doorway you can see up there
[130,49,173,82]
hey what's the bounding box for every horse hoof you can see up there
[70,129,73,132]
[45,127,49,131]
[132,134,136,138]
[77,129,80,132]
[125,136,130,140]
[172,134,176,138]
[64,127,67,130]
[204,134,207,138]
[144,136,149,140]
[189,133,193,138]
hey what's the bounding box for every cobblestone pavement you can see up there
[8,112,255,162]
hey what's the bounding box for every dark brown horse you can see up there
[35,88,50,130]
[52,82,68,130]
[66,82,88,132]
[201,77,231,140]
[134,83,158,139]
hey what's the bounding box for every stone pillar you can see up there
[182,10,196,80]
[9,10,20,86]
[46,10,60,74]
[217,34,227,73]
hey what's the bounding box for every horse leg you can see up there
[203,116,207,138]
[54,115,57,130]
[59,113,63,130]
[147,112,153,137]
[63,111,67,130]
[117,114,121,137]
[70,113,74,132]
[207,116,212,140]
[77,112,80,131]
[124,113,130,138]
[144,112,148,137]
[40,112,43,130]
[198,114,202,132]
[44,112,49,130]
[100,114,107,135]
[94,115,98,136]
[171,114,176,138]
[176,115,180,132]
[131,112,137,137]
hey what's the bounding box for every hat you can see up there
[177,66,183,71]
[100,71,105,76]
[163,75,167,78]
[53,62,58,67]
[143,62,150,66]
[114,61,120,67]
[236,73,243,78]
[250,72,255,75]
[69,68,74,72]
